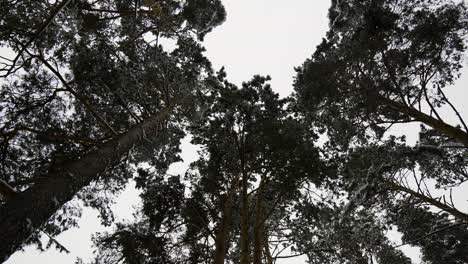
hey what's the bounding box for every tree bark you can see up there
[235,132,250,264]
[382,98,468,148]
[253,175,265,264]
[388,181,468,222]
[0,101,177,262]
[7,126,105,146]
[240,166,250,264]
[212,176,240,264]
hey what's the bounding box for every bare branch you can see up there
[437,84,468,133]
[99,81,142,123]
[423,85,443,122]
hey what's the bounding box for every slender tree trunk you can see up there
[264,235,273,264]
[388,181,468,222]
[253,175,265,264]
[382,98,468,147]
[240,168,249,264]
[212,176,240,264]
[0,101,177,262]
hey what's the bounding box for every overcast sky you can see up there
[5,0,468,263]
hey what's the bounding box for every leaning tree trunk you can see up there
[0,101,176,262]
[382,98,468,148]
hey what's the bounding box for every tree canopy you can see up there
[1,0,467,263]
[0,0,225,261]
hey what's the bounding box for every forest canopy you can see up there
[0,0,467,263]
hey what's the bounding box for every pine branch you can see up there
[394,222,467,248]
[437,84,468,133]
[275,253,306,259]
[1,0,72,78]
[9,178,43,187]
[258,195,282,228]
[382,97,468,148]
[42,230,70,254]
[30,53,119,137]
[388,181,468,222]
[7,126,105,145]
[83,8,156,16]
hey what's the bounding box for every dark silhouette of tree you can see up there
[88,73,326,264]
[0,0,225,261]
[293,0,468,262]
[2,0,467,263]
[387,198,468,264]
[295,0,468,148]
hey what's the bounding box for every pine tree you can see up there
[0,0,225,261]
[293,0,468,262]
[294,0,468,148]
[89,72,326,263]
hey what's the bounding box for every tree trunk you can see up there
[382,98,468,147]
[212,175,240,264]
[253,175,265,264]
[388,181,468,222]
[264,235,273,264]
[0,101,176,262]
[240,168,249,264]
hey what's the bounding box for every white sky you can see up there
[204,0,330,98]
[5,0,468,263]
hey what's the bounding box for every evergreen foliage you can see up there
[0,0,467,263]
[0,0,225,261]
